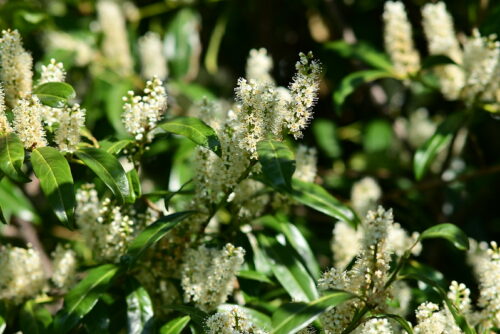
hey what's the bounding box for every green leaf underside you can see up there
[257,140,295,192]
[259,234,319,302]
[124,211,195,267]
[158,117,221,156]
[0,133,30,183]
[53,264,119,334]
[413,112,464,180]
[271,290,355,334]
[334,70,394,112]
[75,147,131,204]
[31,147,75,227]
[34,82,76,108]
[419,223,469,250]
[160,315,191,334]
[290,178,360,227]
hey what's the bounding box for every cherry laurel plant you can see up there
[0,1,498,334]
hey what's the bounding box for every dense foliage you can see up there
[0,0,499,333]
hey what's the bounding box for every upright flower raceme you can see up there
[421,2,465,100]
[122,76,167,141]
[0,86,12,134]
[39,58,66,84]
[50,244,77,290]
[245,48,274,85]
[0,29,33,106]
[382,1,420,78]
[138,32,168,80]
[180,243,245,312]
[205,307,266,334]
[54,104,86,153]
[12,95,47,149]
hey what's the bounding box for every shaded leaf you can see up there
[123,211,194,267]
[126,279,154,334]
[158,117,221,156]
[53,264,119,334]
[0,133,30,182]
[271,290,355,334]
[325,41,393,71]
[127,168,141,202]
[257,140,295,192]
[414,112,464,180]
[75,147,131,204]
[259,234,318,302]
[421,55,457,69]
[160,316,190,334]
[290,179,359,227]
[31,147,75,227]
[419,223,469,251]
[20,300,52,334]
[333,70,394,112]
[34,82,75,108]
[164,305,207,330]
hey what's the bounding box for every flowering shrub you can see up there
[0,0,499,333]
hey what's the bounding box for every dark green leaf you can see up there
[123,211,194,267]
[127,168,141,202]
[280,222,321,280]
[368,314,414,334]
[325,41,393,71]
[414,112,464,180]
[34,82,76,108]
[312,119,342,158]
[290,179,360,227]
[271,290,355,334]
[164,305,207,330]
[75,147,131,204]
[246,232,273,275]
[259,234,318,302]
[333,70,394,113]
[53,264,119,334]
[421,55,457,69]
[126,279,154,334]
[0,133,30,182]
[419,223,469,251]
[0,204,6,224]
[158,117,221,156]
[20,300,52,334]
[0,177,39,223]
[160,316,190,334]
[99,139,132,155]
[31,147,75,228]
[257,140,295,192]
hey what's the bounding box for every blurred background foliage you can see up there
[1,0,500,302]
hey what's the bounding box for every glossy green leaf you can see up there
[34,82,76,108]
[127,168,141,202]
[164,305,207,330]
[280,222,320,280]
[271,290,355,334]
[0,315,5,334]
[421,55,457,69]
[99,139,132,155]
[325,40,393,71]
[124,211,194,267]
[0,177,39,223]
[247,232,273,275]
[414,112,464,180]
[164,8,201,80]
[158,117,221,156]
[126,280,154,334]
[0,133,30,182]
[257,140,295,192]
[160,316,190,334]
[53,264,119,334]
[238,270,274,284]
[259,234,318,302]
[290,178,360,227]
[31,147,75,227]
[75,147,131,204]
[333,70,394,113]
[368,314,414,334]
[419,223,469,251]
[20,300,53,334]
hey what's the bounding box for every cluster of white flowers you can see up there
[476,241,500,328]
[138,32,168,80]
[413,301,461,334]
[122,76,167,141]
[245,48,274,84]
[0,245,45,303]
[43,31,95,67]
[181,243,245,312]
[12,95,47,149]
[75,184,156,263]
[382,1,420,78]
[54,104,86,152]
[96,0,133,74]
[350,177,382,217]
[354,318,393,334]
[205,307,266,334]
[0,29,32,106]
[50,244,77,290]
[294,145,317,183]
[0,86,12,133]
[40,58,66,84]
